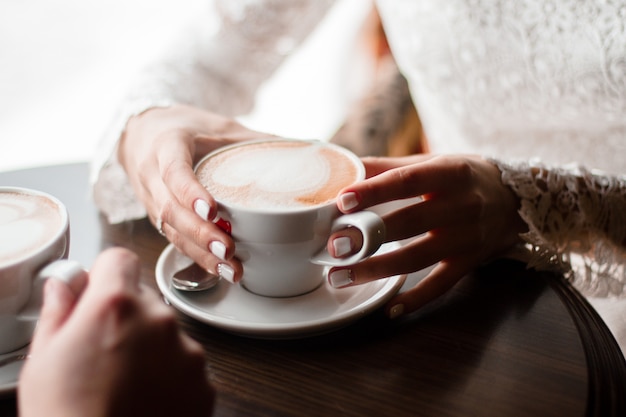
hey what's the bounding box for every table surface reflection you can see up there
[0,163,624,417]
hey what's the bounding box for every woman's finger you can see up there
[339,155,481,212]
[77,248,141,305]
[384,254,480,318]
[361,154,435,177]
[139,140,236,267]
[165,225,242,284]
[156,134,218,223]
[30,279,82,354]
[382,195,481,242]
[327,223,482,288]
[152,189,238,279]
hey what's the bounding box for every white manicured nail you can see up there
[209,241,227,260]
[217,263,235,284]
[389,304,405,319]
[332,236,352,257]
[193,199,211,221]
[329,269,353,288]
[339,192,359,211]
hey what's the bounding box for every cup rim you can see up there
[194,138,365,215]
[0,186,69,269]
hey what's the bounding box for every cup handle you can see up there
[18,259,87,321]
[310,211,386,267]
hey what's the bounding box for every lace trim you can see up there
[491,158,626,298]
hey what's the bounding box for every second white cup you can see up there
[0,187,84,354]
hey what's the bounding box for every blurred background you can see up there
[0,0,371,172]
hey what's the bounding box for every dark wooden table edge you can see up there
[549,277,626,417]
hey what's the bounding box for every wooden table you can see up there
[0,163,624,417]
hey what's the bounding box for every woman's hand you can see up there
[19,248,215,417]
[119,104,267,284]
[326,154,527,318]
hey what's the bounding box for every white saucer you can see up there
[0,344,29,397]
[156,243,406,339]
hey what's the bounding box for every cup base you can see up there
[241,279,325,298]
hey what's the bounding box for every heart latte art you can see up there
[196,141,360,210]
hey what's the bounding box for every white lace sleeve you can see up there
[90,0,334,224]
[491,158,626,298]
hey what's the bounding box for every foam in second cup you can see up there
[0,191,63,267]
[197,141,359,210]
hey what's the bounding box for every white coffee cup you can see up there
[196,139,386,297]
[0,187,84,354]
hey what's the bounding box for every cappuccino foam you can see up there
[197,141,359,210]
[0,191,63,267]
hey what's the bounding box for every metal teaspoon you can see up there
[171,259,221,291]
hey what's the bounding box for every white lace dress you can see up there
[91,0,626,348]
